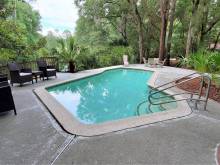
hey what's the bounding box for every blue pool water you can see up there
[47,69,176,124]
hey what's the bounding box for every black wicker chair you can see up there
[0,76,17,115]
[37,60,57,80]
[0,73,8,82]
[8,62,33,86]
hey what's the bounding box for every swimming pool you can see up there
[35,66,191,136]
[47,68,176,124]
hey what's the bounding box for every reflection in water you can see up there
[48,69,176,124]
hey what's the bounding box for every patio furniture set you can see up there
[142,57,179,68]
[0,60,57,115]
[7,60,57,86]
[122,55,178,67]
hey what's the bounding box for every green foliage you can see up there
[75,16,118,47]
[74,0,220,61]
[0,0,14,19]
[181,49,220,85]
[209,53,220,86]
[1,0,220,74]
[96,46,134,67]
[189,51,210,73]
[209,52,220,72]
[0,0,43,62]
[75,0,151,59]
[56,36,80,63]
[45,32,60,55]
[75,46,134,71]
[74,47,96,70]
[180,50,219,72]
[0,48,16,61]
[0,19,27,60]
[212,74,220,87]
[16,1,41,44]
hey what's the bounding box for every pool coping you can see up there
[34,66,192,137]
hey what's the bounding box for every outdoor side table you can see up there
[32,71,44,83]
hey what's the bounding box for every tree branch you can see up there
[202,17,220,35]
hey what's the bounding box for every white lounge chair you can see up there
[144,58,165,68]
[144,58,155,67]
[143,57,147,65]
[123,55,129,66]
[154,58,166,68]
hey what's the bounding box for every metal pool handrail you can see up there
[148,73,211,110]
[136,73,212,116]
[148,75,202,101]
[149,72,198,94]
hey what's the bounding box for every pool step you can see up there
[136,97,177,116]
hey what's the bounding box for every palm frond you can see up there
[56,36,78,62]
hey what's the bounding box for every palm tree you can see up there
[56,36,79,73]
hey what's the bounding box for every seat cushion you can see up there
[20,72,32,76]
[47,69,56,71]
[124,62,129,65]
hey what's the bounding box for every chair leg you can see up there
[32,80,34,84]
[14,108,17,115]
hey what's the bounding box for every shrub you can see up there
[0,48,16,61]
[97,46,134,67]
[180,50,213,73]
[209,52,220,87]
[181,50,220,86]
[75,46,134,71]
[190,51,210,73]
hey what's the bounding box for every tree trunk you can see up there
[127,0,145,63]
[122,13,129,46]
[185,0,200,57]
[165,0,177,66]
[185,21,192,57]
[199,0,208,44]
[138,22,144,63]
[212,31,220,51]
[109,12,129,46]
[199,0,220,45]
[159,0,169,62]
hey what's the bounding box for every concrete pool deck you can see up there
[0,64,220,164]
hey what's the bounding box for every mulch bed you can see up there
[176,77,220,103]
